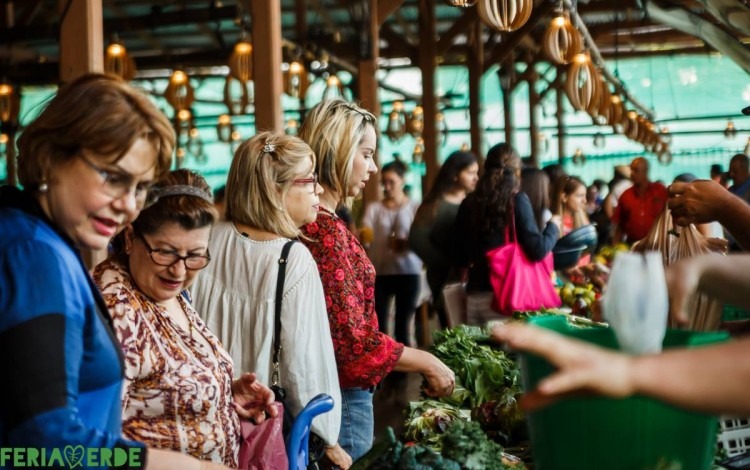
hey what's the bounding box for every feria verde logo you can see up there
[0,446,144,468]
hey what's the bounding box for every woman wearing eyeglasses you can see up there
[191,132,351,469]
[94,168,277,468]
[0,74,236,469]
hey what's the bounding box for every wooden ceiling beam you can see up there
[377,0,404,26]
[436,7,477,56]
[381,22,418,61]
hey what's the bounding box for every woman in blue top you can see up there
[0,74,251,469]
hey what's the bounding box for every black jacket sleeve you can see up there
[513,192,559,261]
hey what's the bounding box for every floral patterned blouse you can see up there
[94,259,240,467]
[301,208,404,389]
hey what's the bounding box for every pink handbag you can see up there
[486,205,561,316]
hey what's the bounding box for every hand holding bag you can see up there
[238,402,288,469]
[486,202,561,315]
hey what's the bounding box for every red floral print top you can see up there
[301,209,404,389]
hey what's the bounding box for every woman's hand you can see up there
[231,372,278,423]
[421,355,455,398]
[491,322,635,411]
[324,443,352,469]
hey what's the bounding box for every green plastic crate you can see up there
[521,315,728,470]
[722,304,750,322]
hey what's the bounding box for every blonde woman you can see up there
[298,99,455,460]
[191,132,351,469]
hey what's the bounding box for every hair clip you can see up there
[263,142,276,154]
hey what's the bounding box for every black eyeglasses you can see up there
[292,172,318,191]
[137,232,211,270]
[78,153,153,208]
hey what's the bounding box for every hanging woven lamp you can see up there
[623,110,639,140]
[104,41,136,80]
[385,101,407,143]
[229,39,253,83]
[478,0,533,32]
[165,70,195,112]
[0,83,20,126]
[216,114,234,143]
[323,74,346,100]
[413,137,425,164]
[543,11,582,65]
[406,106,424,138]
[593,79,612,125]
[444,0,478,6]
[223,75,252,115]
[608,94,624,131]
[565,53,600,112]
[283,61,310,99]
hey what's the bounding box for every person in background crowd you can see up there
[551,176,590,235]
[711,163,727,188]
[613,157,668,244]
[298,99,455,460]
[603,165,632,220]
[409,150,479,329]
[542,163,568,202]
[492,252,750,416]
[190,133,350,468]
[362,160,422,349]
[726,153,750,251]
[519,168,552,231]
[454,144,561,326]
[213,184,226,220]
[95,169,277,467]
[586,183,600,216]
[0,73,231,469]
[669,179,750,250]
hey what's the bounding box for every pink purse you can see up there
[486,204,561,315]
[238,402,288,470]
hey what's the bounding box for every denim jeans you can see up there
[339,387,374,461]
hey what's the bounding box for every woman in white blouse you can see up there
[191,132,351,469]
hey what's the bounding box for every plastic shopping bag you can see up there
[238,402,288,470]
[602,252,668,355]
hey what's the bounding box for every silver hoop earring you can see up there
[38,183,49,192]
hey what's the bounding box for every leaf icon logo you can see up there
[63,445,84,468]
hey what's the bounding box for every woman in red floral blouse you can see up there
[299,99,455,461]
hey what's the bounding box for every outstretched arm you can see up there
[492,322,750,416]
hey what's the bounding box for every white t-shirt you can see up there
[361,199,423,276]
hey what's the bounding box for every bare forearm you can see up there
[631,338,750,415]
[393,346,433,374]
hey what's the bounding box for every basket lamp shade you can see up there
[104,42,136,81]
[543,12,582,65]
[0,83,20,125]
[322,74,346,100]
[593,79,612,125]
[565,53,600,112]
[216,114,235,143]
[406,106,424,138]
[444,0,478,6]
[164,70,195,112]
[608,94,625,132]
[229,40,253,83]
[478,0,533,32]
[413,137,425,164]
[385,101,407,143]
[223,75,252,115]
[283,61,310,99]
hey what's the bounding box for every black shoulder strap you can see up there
[271,240,296,386]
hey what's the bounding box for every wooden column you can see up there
[527,62,540,168]
[468,18,483,162]
[555,66,566,164]
[499,61,515,148]
[419,0,438,192]
[252,0,283,131]
[295,0,307,43]
[359,0,381,206]
[59,0,105,269]
[59,0,103,82]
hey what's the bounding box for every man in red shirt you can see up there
[613,157,668,243]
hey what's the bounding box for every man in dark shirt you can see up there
[613,157,668,243]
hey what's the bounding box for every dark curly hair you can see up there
[414,150,478,225]
[468,143,520,234]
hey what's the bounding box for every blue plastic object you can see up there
[287,393,334,470]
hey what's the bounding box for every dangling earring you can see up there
[38,182,48,192]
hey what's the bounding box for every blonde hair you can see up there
[18,73,174,188]
[298,99,377,208]
[226,131,316,238]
